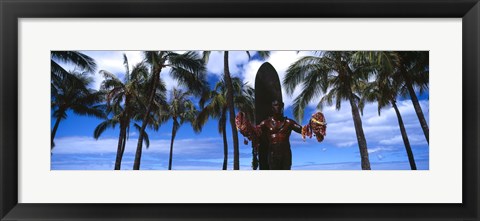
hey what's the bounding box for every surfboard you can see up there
[254,62,283,170]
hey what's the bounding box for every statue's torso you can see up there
[259,117,295,145]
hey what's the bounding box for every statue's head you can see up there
[271,100,284,116]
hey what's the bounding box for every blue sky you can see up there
[51,51,429,170]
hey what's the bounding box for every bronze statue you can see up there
[236,100,326,170]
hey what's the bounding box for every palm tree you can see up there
[51,51,100,149]
[51,51,97,88]
[397,52,429,143]
[51,71,105,150]
[133,51,207,170]
[195,77,255,170]
[196,82,228,170]
[160,88,198,170]
[202,51,269,170]
[94,55,154,170]
[353,51,429,143]
[284,51,374,170]
[360,72,417,170]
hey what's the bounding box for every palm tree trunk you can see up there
[119,126,128,168]
[220,109,228,170]
[223,51,240,170]
[348,96,371,170]
[114,124,126,170]
[391,100,417,170]
[121,126,128,157]
[168,120,178,170]
[51,115,62,150]
[133,66,161,170]
[404,76,429,144]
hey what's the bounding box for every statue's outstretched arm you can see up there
[290,120,303,134]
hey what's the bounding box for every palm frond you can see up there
[51,51,97,73]
[245,51,251,60]
[143,51,162,67]
[256,51,271,60]
[168,51,208,95]
[283,56,326,95]
[202,51,211,64]
[94,119,118,139]
[123,53,130,82]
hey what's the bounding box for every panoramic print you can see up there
[51,51,429,170]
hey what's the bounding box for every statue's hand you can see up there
[235,112,260,148]
[301,124,312,141]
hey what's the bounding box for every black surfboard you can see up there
[255,62,283,170]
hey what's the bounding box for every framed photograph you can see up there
[1,0,478,220]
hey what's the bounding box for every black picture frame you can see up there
[1,0,479,220]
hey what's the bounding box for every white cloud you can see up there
[365,113,388,125]
[367,146,396,154]
[77,51,145,90]
[337,141,356,148]
[52,136,223,156]
[205,51,251,78]
[242,59,263,87]
[378,134,427,146]
[378,136,404,145]
[159,66,179,92]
